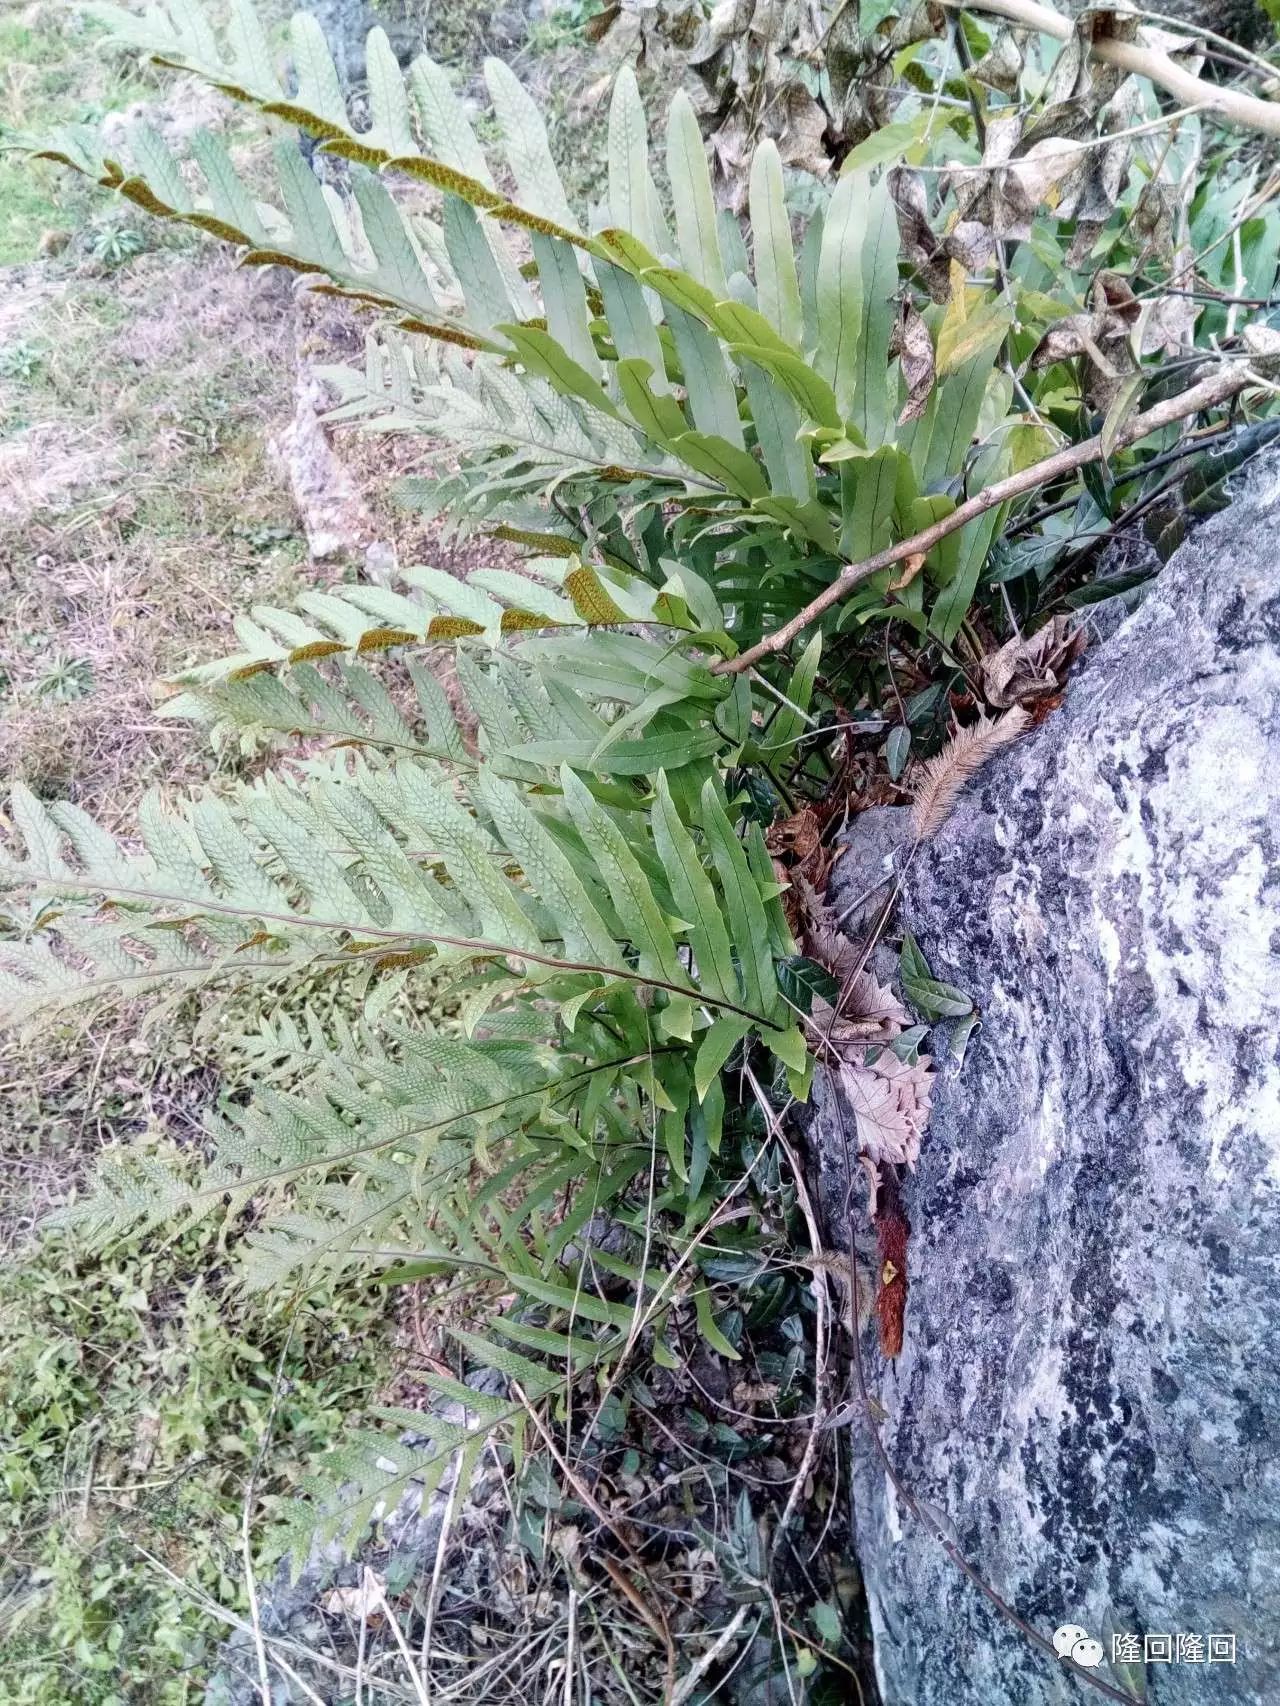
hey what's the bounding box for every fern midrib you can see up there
[6,951,326,1008]
[22,872,780,1028]
[148,1050,673,1206]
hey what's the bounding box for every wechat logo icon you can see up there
[1054,1625,1104,1667]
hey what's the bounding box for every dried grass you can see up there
[910,707,1033,841]
[0,253,301,822]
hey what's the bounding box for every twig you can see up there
[1005,420,1231,536]
[510,1380,677,1694]
[418,1447,465,1687]
[944,0,1280,139]
[564,1587,578,1706]
[364,1568,432,1706]
[130,1543,422,1703]
[355,1590,369,1706]
[241,1316,299,1706]
[1163,289,1280,308]
[1115,4,1280,89]
[668,1605,751,1706]
[910,100,1210,168]
[713,363,1253,675]
[742,1066,832,1563]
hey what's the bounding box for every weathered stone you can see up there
[820,457,1280,1704]
[270,369,380,563]
[304,0,426,85]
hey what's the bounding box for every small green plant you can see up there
[0,341,49,383]
[34,652,95,703]
[527,0,606,54]
[89,222,146,266]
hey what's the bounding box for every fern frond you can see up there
[277,1413,485,1565]
[276,1293,612,1564]
[22,0,920,538]
[169,543,704,682]
[1,755,790,1030]
[163,594,739,802]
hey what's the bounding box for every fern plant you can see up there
[22,0,1031,657]
[4,0,1255,1565]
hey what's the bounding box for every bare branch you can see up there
[948,0,1280,139]
[714,363,1253,676]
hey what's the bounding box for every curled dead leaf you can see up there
[892,304,935,423]
[888,166,952,302]
[979,615,1085,710]
[972,27,1024,95]
[889,550,927,592]
[733,1379,781,1405]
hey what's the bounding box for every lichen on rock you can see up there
[819,456,1280,1704]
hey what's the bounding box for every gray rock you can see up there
[305,0,426,86]
[269,368,380,563]
[819,456,1280,1704]
[829,803,911,942]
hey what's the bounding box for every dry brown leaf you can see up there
[1140,243,1200,357]
[944,218,997,274]
[812,987,933,1173]
[892,305,935,424]
[796,872,876,983]
[324,1578,385,1620]
[733,1379,781,1405]
[944,113,1020,230]
[979,615,1086,709]
[972,26,1024,95]
[834,1048,932,1171]
[768,806,831,937]
[815,982,935,1180]
[1001,136,1086,229]
[813,975,904,1042]
[766,804,823,867]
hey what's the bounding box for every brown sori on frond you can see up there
[910,707,1031,842]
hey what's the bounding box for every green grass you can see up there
[0,157,60,266]
[0,1180,389,1705]
[0,15,158,263]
